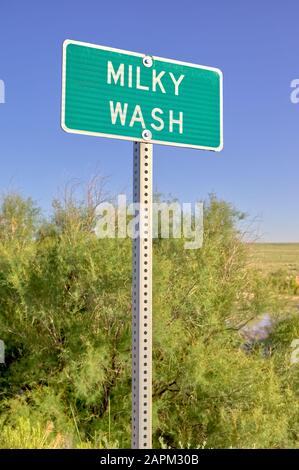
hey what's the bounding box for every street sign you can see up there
[61,39,224,450]
[61,40,223,151]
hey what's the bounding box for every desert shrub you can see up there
[268,269,299,296]
[0,192,298,448]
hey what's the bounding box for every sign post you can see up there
[61,39,223,449]
[132,142,153,449]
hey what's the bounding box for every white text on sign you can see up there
[107,61,185,134]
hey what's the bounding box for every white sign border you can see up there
[61,39,223,152]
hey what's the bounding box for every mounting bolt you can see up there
[143,56,153,68]
[142,129,152,141]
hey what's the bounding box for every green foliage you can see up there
[268,269,299,296]
[0,193,40,244]
[0,192,298,448]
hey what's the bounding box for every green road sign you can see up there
[61,40,223,151]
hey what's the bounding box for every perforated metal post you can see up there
[132,142,153,449]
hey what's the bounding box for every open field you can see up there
[248,243,299,275]
[248,243,299,308]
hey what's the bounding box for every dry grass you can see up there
[248,243,299,275]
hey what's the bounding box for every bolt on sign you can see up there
[61,40,223,151]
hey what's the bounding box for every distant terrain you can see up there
[248,243,299,309]
[248,243,299,275]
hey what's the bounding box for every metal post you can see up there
[132,141,153,449]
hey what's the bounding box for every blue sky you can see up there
[0,0,298,242]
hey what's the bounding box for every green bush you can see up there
[0,192,298,448]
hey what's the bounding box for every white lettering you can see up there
[128,65,133,88]
[109,101,128,125]
[151,108,164,131]
[136,67,149,91]
[152,70,166,93]
[169,110,183,134]
[107,61,124,86]
[290,79,299,104]
[94,203,115,239]
[129,104,146,128]
[0,79,4,104]
[169,73,185,96]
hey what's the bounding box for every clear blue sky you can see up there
[0,0,298,242]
